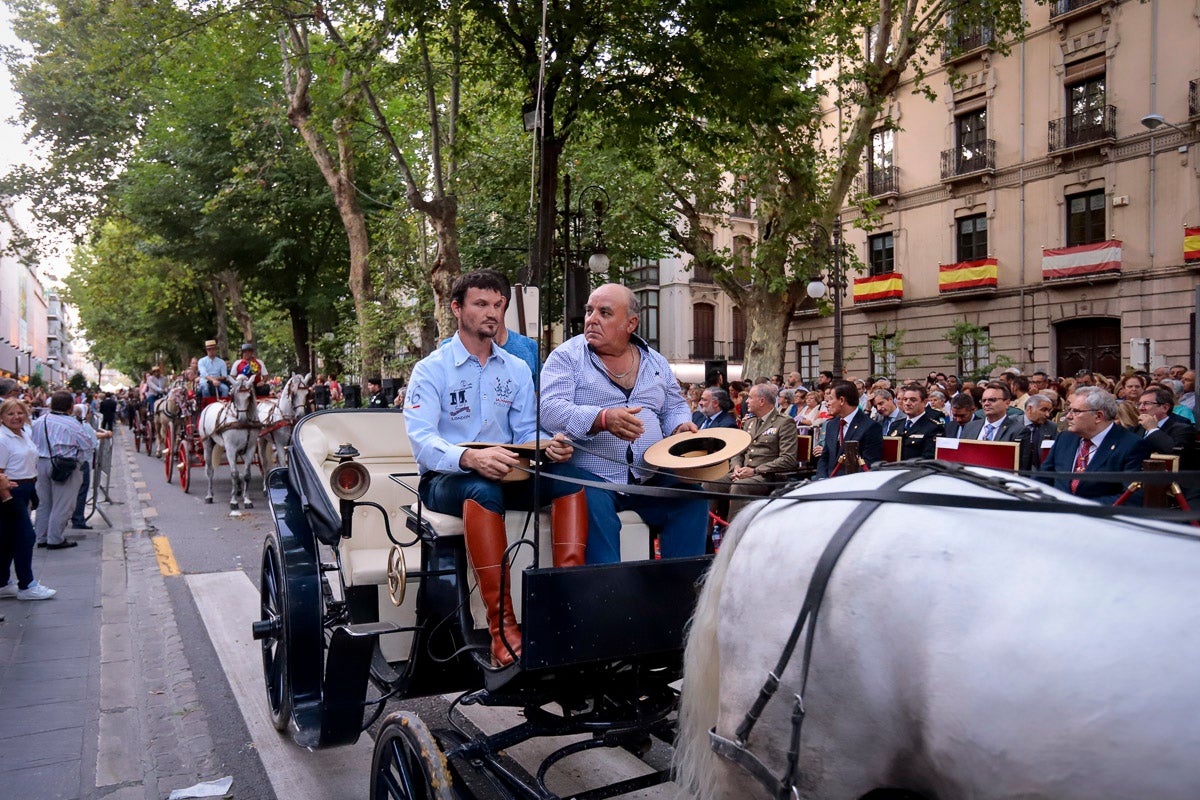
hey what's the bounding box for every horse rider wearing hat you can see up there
[540,283,709,564]
[197,339,231,400]
[231,343,270,397]
[405,270,589,668]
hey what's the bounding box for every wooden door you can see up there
[1055,318,1121,379]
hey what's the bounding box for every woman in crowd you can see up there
[778,389,800,418]
[0,399,56,601]
[797,388,825,427]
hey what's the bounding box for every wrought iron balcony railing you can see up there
[1190,79,1199,119]
[944,25,994,59]
[1047,106,1116,152]
[689,339,727,360]
[940,139,996,180]
[1050,0,1104,19]
[865,165,898,197]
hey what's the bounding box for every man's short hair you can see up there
[705,369,723,387]
[367,377,382,387]
[0,378,15,397]
[1144,386,1175,409]
[1025,393,1053,411]
[1032,370,1049,381]
[752,383,778,405]
[50,390,74,412]
[899,383,927,400]
[830,379,859,407]
[1159,379,1184,399]
[1012,375,1030,393]
[819,370,834,381]
[984,381,1013,401]
[450,269,509,307]
[871,388,895,403]
[950,392,977,411]
[708,387,733,412]
[1072,385,1118,421]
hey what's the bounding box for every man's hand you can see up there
[544,434,573,463]
[672,421,699,435]
[460,445,521,481]
[812,444,825,458]
[731,466,755,481]
[598,406,645,442]
[1138,412,1159,433]
[97,429,113,440]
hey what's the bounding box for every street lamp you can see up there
[1140,113,1191,152]
[805,218,847,378]
[559,175,610,338]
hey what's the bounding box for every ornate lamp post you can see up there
[559,175,610,339]
[805,217,847,378]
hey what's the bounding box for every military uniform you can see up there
[722,406,798,516]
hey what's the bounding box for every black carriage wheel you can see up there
[370,712,454,800]
[164,429,174,483]
[178,440,191,493]
[143,416,155,457]
[260,536,292,730]
[133,415,143,451]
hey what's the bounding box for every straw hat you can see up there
[643,428,751,482]
[459,441,546,482]
[204,339,218,348]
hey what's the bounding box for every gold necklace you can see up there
[603,345,636,379]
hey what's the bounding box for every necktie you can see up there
[838,418,846,448]
[983,422,996,441]
[1070,438,1093,494]
[701,416,711,430]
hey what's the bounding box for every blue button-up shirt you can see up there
[198,355,229,383]
[540,334,691,484]
[30,411,93,459]
[406,333,542,475]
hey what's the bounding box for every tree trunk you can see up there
[217,269,254,344]
[208,277,229,355]
[425,197,461,339]
[288,304,310,375]
[741,288,796,380]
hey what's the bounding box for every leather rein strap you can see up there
[709,468,931,800]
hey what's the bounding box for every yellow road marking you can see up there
[152,535,181,576]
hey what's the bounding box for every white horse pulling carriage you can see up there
[675,463,1200,800]
[196,374,261,509]
[256,372,312,478]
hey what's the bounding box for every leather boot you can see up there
[551,489,588,567]
[462,500,521,666]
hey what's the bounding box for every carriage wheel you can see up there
[258,536,292,730]
[164,429,174,483]
[178,440,191,493]
[370,712,454,800]
[133,417,144,453]
[142,417,155,457]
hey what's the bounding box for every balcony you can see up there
[1041,240,1122,283]
[940,139,996,182]
[864,165,898,198]
[1049,0,1109,22]
[1048,106,1116,154]
[689,339,726,360]
[1190,79,1199,120]
[943,25,994,62]
[852,272,904,306]
[730,339,746,361]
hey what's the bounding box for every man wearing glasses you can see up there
[1040,386,1149,503]
[1137,385,1198,478]
[962,383,1022,442]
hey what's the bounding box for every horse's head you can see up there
[283,373,312,418]
[229,375,257,419]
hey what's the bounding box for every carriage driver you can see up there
[232,343,270,397]
[197,340,230,400]
[405,270,589,667]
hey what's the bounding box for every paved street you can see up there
[0,425,677,800]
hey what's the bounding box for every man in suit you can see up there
[943,393,977,438]
[693,388,739,430]
[815,380,883,479]
[871,388,905,432]
[1137,386,1198,502]
[718,383,798,517]
[1016,393,1058,471]
[888,383,945,460]
[962,382,1023,442]
[1040,386,1150,504]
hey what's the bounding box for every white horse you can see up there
[197,375,259,509]
[155,382,191,458]
[676,465,1200,800]
[256,372,311,481]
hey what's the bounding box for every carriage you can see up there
[252,407,708,799]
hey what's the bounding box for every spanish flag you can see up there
[852,272,903,303]
[1186,227,1200,263]
[939,258,998,292]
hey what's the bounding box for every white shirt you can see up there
[0,424,40,479]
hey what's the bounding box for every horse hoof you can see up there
[244,502,254,510]
[205,498,213,504]
[229,504,238,511]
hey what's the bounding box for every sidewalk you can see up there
[0,427,217,800]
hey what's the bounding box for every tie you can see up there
[1026,424,1042,466]
[838,418,846,448]
[700,416,711,430]
[983,422,996,441]
[1070,438,1093,494]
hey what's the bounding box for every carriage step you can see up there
[340,621,402,638]
[319,562,339,572]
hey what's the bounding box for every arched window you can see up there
[731,306,746,361]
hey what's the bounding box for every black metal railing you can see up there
[691,263,715,284]
[1190,79,1199,118]
[944,25,994,59]
[866,165,898,196]
[689,340,726,360]
[1048,106,1116,152]
[940,139,996,179]
[1050,0,1103,19]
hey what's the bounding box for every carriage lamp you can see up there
[332,442,360,462]
[330,460,370,501]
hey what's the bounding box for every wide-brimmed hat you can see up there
[459,441,546,482]
[204,339,217,348]
[644,428,751,482]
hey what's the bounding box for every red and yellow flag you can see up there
[852,272,903,302]
[939,258,998,292]
[1185,227,1200,263]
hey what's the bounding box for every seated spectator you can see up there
[1039,386,1150,504]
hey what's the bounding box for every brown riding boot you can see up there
[551,489,589,568]
[462,500,521,666]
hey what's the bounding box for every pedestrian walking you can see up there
[0,400,56,599]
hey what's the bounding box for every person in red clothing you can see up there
[231,343,270,397]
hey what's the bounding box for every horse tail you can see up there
[674,501,756,800]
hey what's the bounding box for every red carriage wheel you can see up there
[164,429,174,482]
[178,440,191,493]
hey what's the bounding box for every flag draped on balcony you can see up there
[939,259,998,292]
[1041,240,1122,280]
[1186,227,1200,263]
[852,273,903,302]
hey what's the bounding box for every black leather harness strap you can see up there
[710,468,932,800]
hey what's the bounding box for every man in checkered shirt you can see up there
[541,284,708,563]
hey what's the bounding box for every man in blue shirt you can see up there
[439,270,541,388]
[406,271,586,667]
[197,340,230,399]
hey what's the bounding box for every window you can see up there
[1066,74,1105,144]
[957,214,988,262]
[693,231,715,283]
[731,306,746,360]
[955,108,987,170]
[1067,189,1106,246]
[868,232,895,276]
[637,289,659,350]
[692,303,716,359]
[796,341,820,386]
[732,176,752,218]
[869,334,897,380]
[868,128,894,195]
[627,258,659,287]
[958,327,990,377]
[732,235,753,270]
